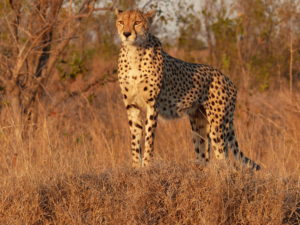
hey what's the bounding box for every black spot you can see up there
[135,123,143,129]
[129,120,133,126]
[235,141,239,147]
[213,138,220,143]
[144,87,148,91]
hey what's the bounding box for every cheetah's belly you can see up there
[157,86,200,119]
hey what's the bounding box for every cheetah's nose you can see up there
[123,32,131,38]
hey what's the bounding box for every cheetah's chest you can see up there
[118,45,163,109]
[125,68,148,107]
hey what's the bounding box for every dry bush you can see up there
[0,83,299,224]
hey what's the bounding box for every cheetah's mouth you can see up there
[121,36,136,44]
[122,35,146,46]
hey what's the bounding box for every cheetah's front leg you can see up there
[125,104,143,167]
[142,104,158,166]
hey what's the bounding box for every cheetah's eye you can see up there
[118,21,124,25]
[134,21,142,26]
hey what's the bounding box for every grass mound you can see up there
[1,163,299,224]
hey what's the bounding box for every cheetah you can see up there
[115,9,260,170]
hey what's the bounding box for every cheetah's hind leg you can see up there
[188,106,210,165]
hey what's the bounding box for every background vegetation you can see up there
[0,0,299,224]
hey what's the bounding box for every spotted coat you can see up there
[115,9,260,170]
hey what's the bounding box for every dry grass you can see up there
[0,82,300,224]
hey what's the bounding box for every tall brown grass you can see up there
[0,79,299,224]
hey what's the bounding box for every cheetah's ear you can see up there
[114,8,123,16]
[145,9,156,23]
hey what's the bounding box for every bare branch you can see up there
[93,7,114,12]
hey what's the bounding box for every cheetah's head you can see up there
[115,9,156,46]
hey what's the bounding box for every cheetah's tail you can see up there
[229,135,261,171]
